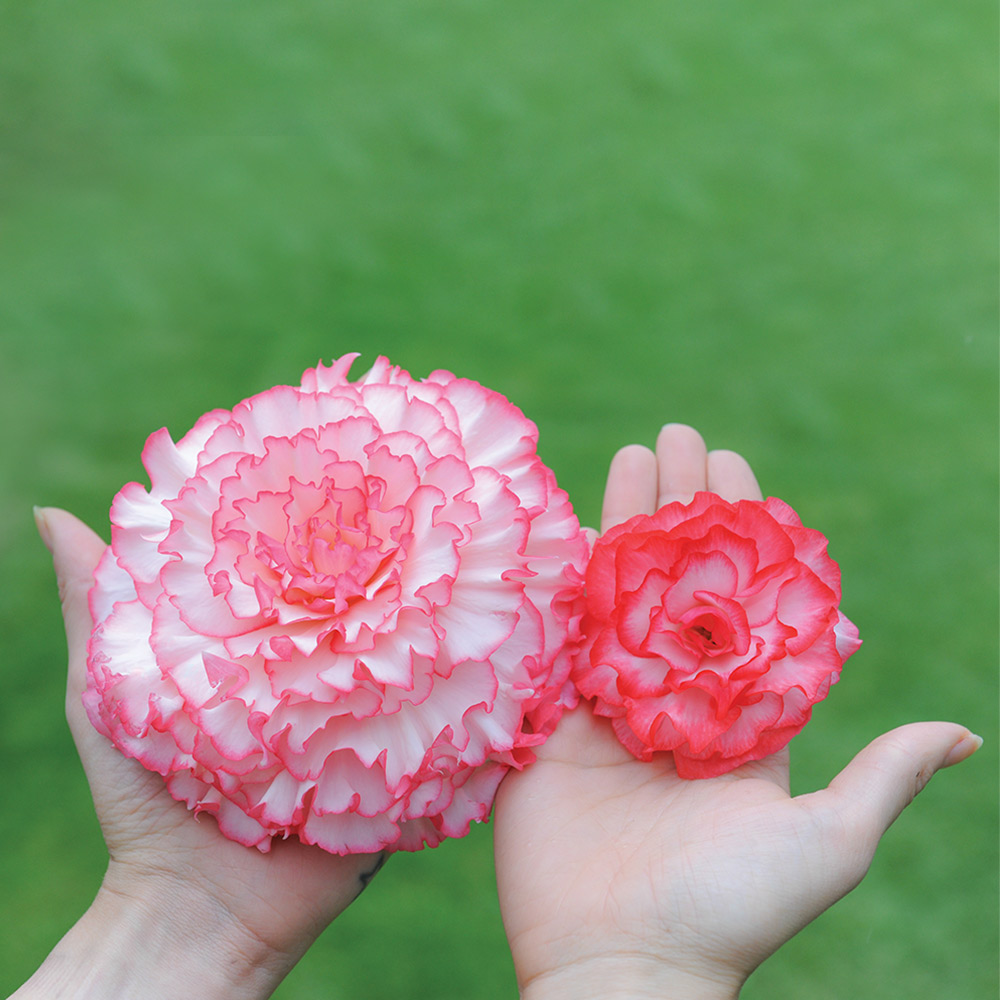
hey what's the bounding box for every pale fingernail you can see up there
[943,732,983,768]
[33,506,53,553]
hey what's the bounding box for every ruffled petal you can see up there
[87,355,588,853]
[573,491,860,778]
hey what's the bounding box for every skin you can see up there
[18,507,384,1000]
[493,424,982,1000]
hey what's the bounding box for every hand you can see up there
[493,424,981,1000]
[19,508,385,1000]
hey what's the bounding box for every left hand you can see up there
[20,508,385,1000]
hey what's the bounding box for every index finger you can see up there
[707,449,763,502]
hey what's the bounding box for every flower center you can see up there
[677,606,737,657]
[258,504,397,616]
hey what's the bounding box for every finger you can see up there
[35,508,108,721]
[707,449,763,502]
[655,424,708,506]
[807,722,982,866]
[601,445,658,533]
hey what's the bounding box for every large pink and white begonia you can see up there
[85,355,588,854]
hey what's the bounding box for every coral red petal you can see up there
[573,491,860,778]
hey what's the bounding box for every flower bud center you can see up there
[250,486,400,616]
[678,605,736,657]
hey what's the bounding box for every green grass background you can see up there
[1,1,996,996]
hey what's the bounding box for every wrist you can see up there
[11,866,292,1000]
[517,954,742,1000]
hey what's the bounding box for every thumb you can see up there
[809,721,982,876]
[34,507,109,719]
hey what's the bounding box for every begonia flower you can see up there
[85,355,587,853]
[573,492,861,778]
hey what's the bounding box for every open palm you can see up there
[494,426,978,999]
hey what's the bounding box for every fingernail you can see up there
[33,506,53,552]
[944,732,983,768]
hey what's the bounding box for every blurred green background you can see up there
[1,0,996,997]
